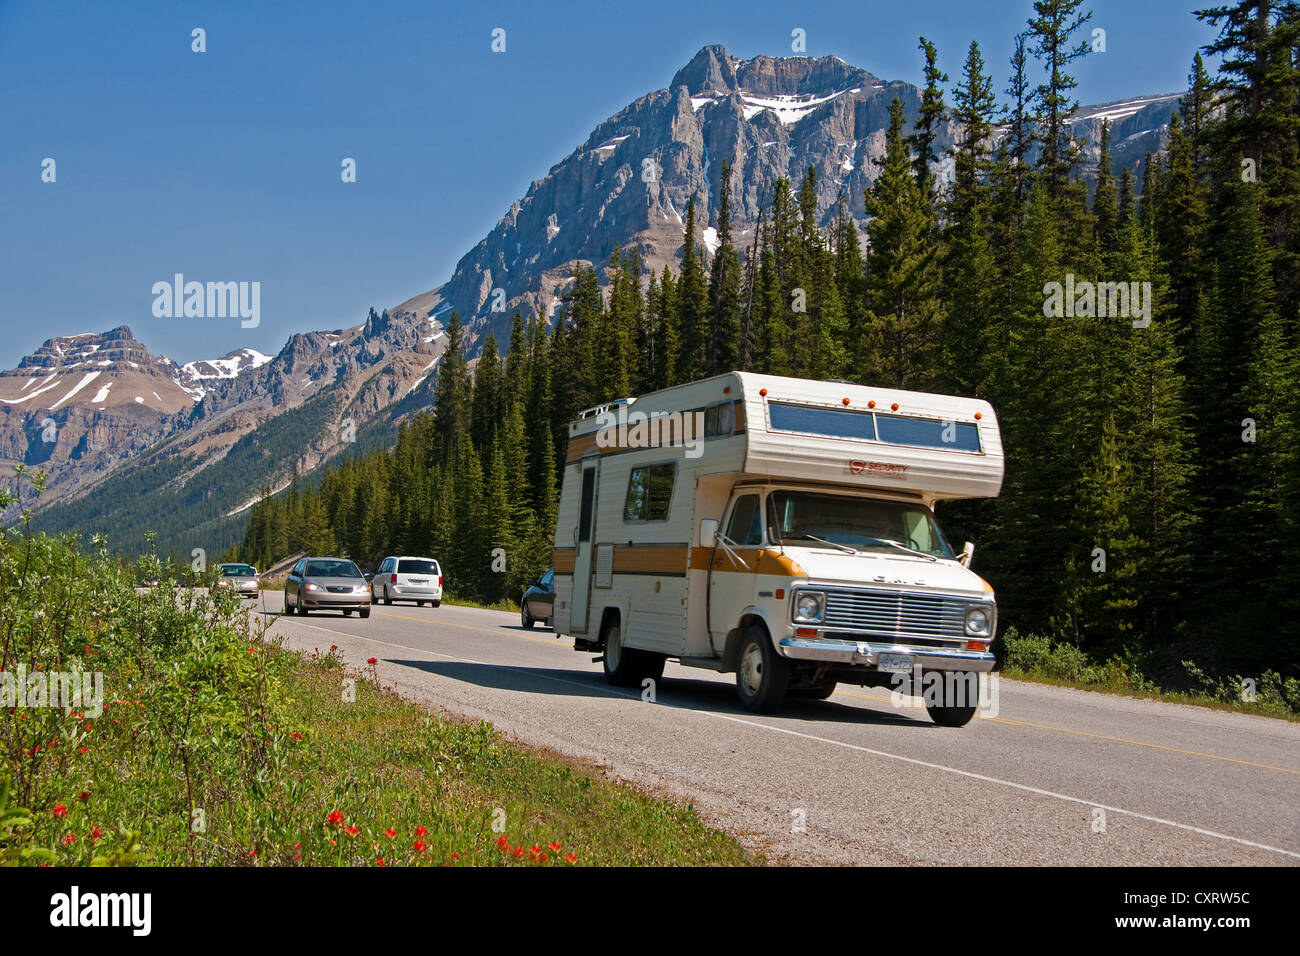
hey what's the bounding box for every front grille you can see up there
[821,589,968,641]
[326,586,354,594]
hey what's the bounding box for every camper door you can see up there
[570,455,599,633]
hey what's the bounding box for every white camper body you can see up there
[551,372,1005,724]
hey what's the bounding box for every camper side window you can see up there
[623,463,676,522]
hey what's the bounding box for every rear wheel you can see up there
[383,587,392,606]
[522,604,536,629]
[284,591,295,615]
[925,672,980,727]
[417,600,425,607]
[601,618,663,687]
[360,608,370,619]
[343,610,352,616]
[735,626,788,713]
[432,600,440,608]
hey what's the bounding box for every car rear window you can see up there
[221,564,257,576]
[398,559,439,575]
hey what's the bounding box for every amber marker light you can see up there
[723,386,731,394]
[795,627,818,638]
[774,588,785,599]
[759,387,767,396]
[974,412,983,420]
[867,400,876,408]
[890,402,899,411]
[841,397,850,405]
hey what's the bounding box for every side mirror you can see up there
[364,572,374,582]
[699,518,718,548]
[958,541,975,567]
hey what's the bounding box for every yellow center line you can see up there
[351,607,1300,777]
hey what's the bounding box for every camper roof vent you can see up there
[577,397,635,420]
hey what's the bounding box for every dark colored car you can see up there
[285,557,371,617]
[521,569,554,628]
[216,562,260,599]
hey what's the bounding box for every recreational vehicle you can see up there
[551,372,1004,726]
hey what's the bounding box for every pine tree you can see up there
[1026,0,1094,198]
[707,160,743,374]
[677,198,710,381]
[908,37,949,191]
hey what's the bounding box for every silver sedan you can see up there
[284,557,372,618]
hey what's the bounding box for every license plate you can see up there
[877,653,915,673]
[408,578,427,584]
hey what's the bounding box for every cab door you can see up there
[708,493,763,644]
[570,456,599,634]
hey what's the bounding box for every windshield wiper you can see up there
[860,537,938,562]
[785,533,859,555]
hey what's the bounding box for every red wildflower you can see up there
[413,840,428,853]
[384,828,397,838]
[514,847,524,858]
[90,828,101,841]
[450,852,460,860]
[375,856,386,867]
[61,833,76,846]
[344,825,360,837]
[77,792,89,801]
[292,732,302,740]
[79,747,88,755]
[367,657,378,665]
[497,835,509,849]
[548,841,562,852]
[565,853,577,863]
[52,805,67,818]
[327,810,345,827]
[414,825,427,837]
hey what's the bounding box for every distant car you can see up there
[371,556,442,607]
[216,562,260,599]
[521,569,554,628]
[285,557,371,617]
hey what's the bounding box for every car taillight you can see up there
[438,575,443,588]
[390,573,397,584]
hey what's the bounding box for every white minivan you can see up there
[371,556,443,607]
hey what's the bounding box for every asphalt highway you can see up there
[252,592,1300,865]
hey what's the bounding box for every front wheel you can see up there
[522,605,535,629]
[925,671,980,727]
[735,626,788,713]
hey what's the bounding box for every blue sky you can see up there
[0,0,1219,369]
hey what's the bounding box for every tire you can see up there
[284,591,295,615]
[432,600,440,608]
[735,626,789,713]
[417,601,425,607]
[360,608,370,619]
[343,609,353,616]
[522,604,535,629]
[925,671,980,727]
[383,587,392,606]
[298,598,309,616]
[601,617,662,688]
[790,681,836,701]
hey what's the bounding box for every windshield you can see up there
[220,564,257,576]
[766,490,955,559]
[305,560,363,578]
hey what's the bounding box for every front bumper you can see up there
[301,591,371,610]
[778,636,996,673]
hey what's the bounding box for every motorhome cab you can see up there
[551,372,1004,727]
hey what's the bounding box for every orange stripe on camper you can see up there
[687,548,807,577]
[552,548,577,574]
[611,544,688,575]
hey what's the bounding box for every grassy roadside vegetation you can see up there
[999,628,1300,722]
[0,474,753,866]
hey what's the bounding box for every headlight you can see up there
[215,579,228,587]
[965,606,992,637]
[303,583,321,592]
[354,585,368,594]
[794,591,825,623]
